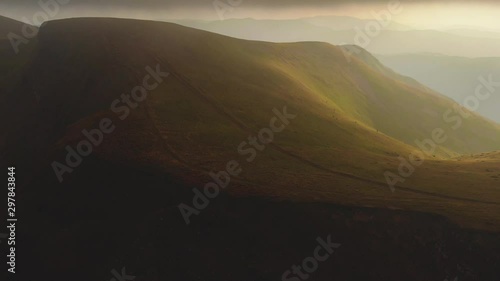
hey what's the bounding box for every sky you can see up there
[2,0,500,31]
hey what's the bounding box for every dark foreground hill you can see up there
[0,16,37,92]
[0,15,28,39]
[1,17,500,281]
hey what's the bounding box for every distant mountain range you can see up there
[173,17,500,57]
[378,53,500,123]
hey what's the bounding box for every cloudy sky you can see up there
[2,0,500,30]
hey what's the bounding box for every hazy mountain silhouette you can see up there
[174,17,500,57]
[378,53,500,123]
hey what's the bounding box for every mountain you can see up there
[3,17,500,226]
[2,18,500,281]
[444,28,500,39]
[0,16,37,101]
[0,15,37,44]
[174,18,500,57]
[0,15,26,39]
[301,15,413,31]
[173,18,335,42]
[377,53,500,123]
[340,45,431,91]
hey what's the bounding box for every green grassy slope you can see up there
[4,18,500,231]
[142,22,500,155]
[340,45,431,91]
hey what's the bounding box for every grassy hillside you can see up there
[340,45,434,92]
[3,18,500,233]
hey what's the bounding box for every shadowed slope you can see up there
[2,18,500,233]
[0,15,28,39]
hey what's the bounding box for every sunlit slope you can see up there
[7,18,500,231]
[20,18,500,156]
[144,21,500,155]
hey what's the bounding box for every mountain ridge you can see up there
[173,17,500,57]
[2,17,500,232]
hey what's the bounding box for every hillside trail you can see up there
[144,56,500,206]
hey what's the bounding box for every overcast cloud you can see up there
[2,0,500,30]
[1,0,497,9]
